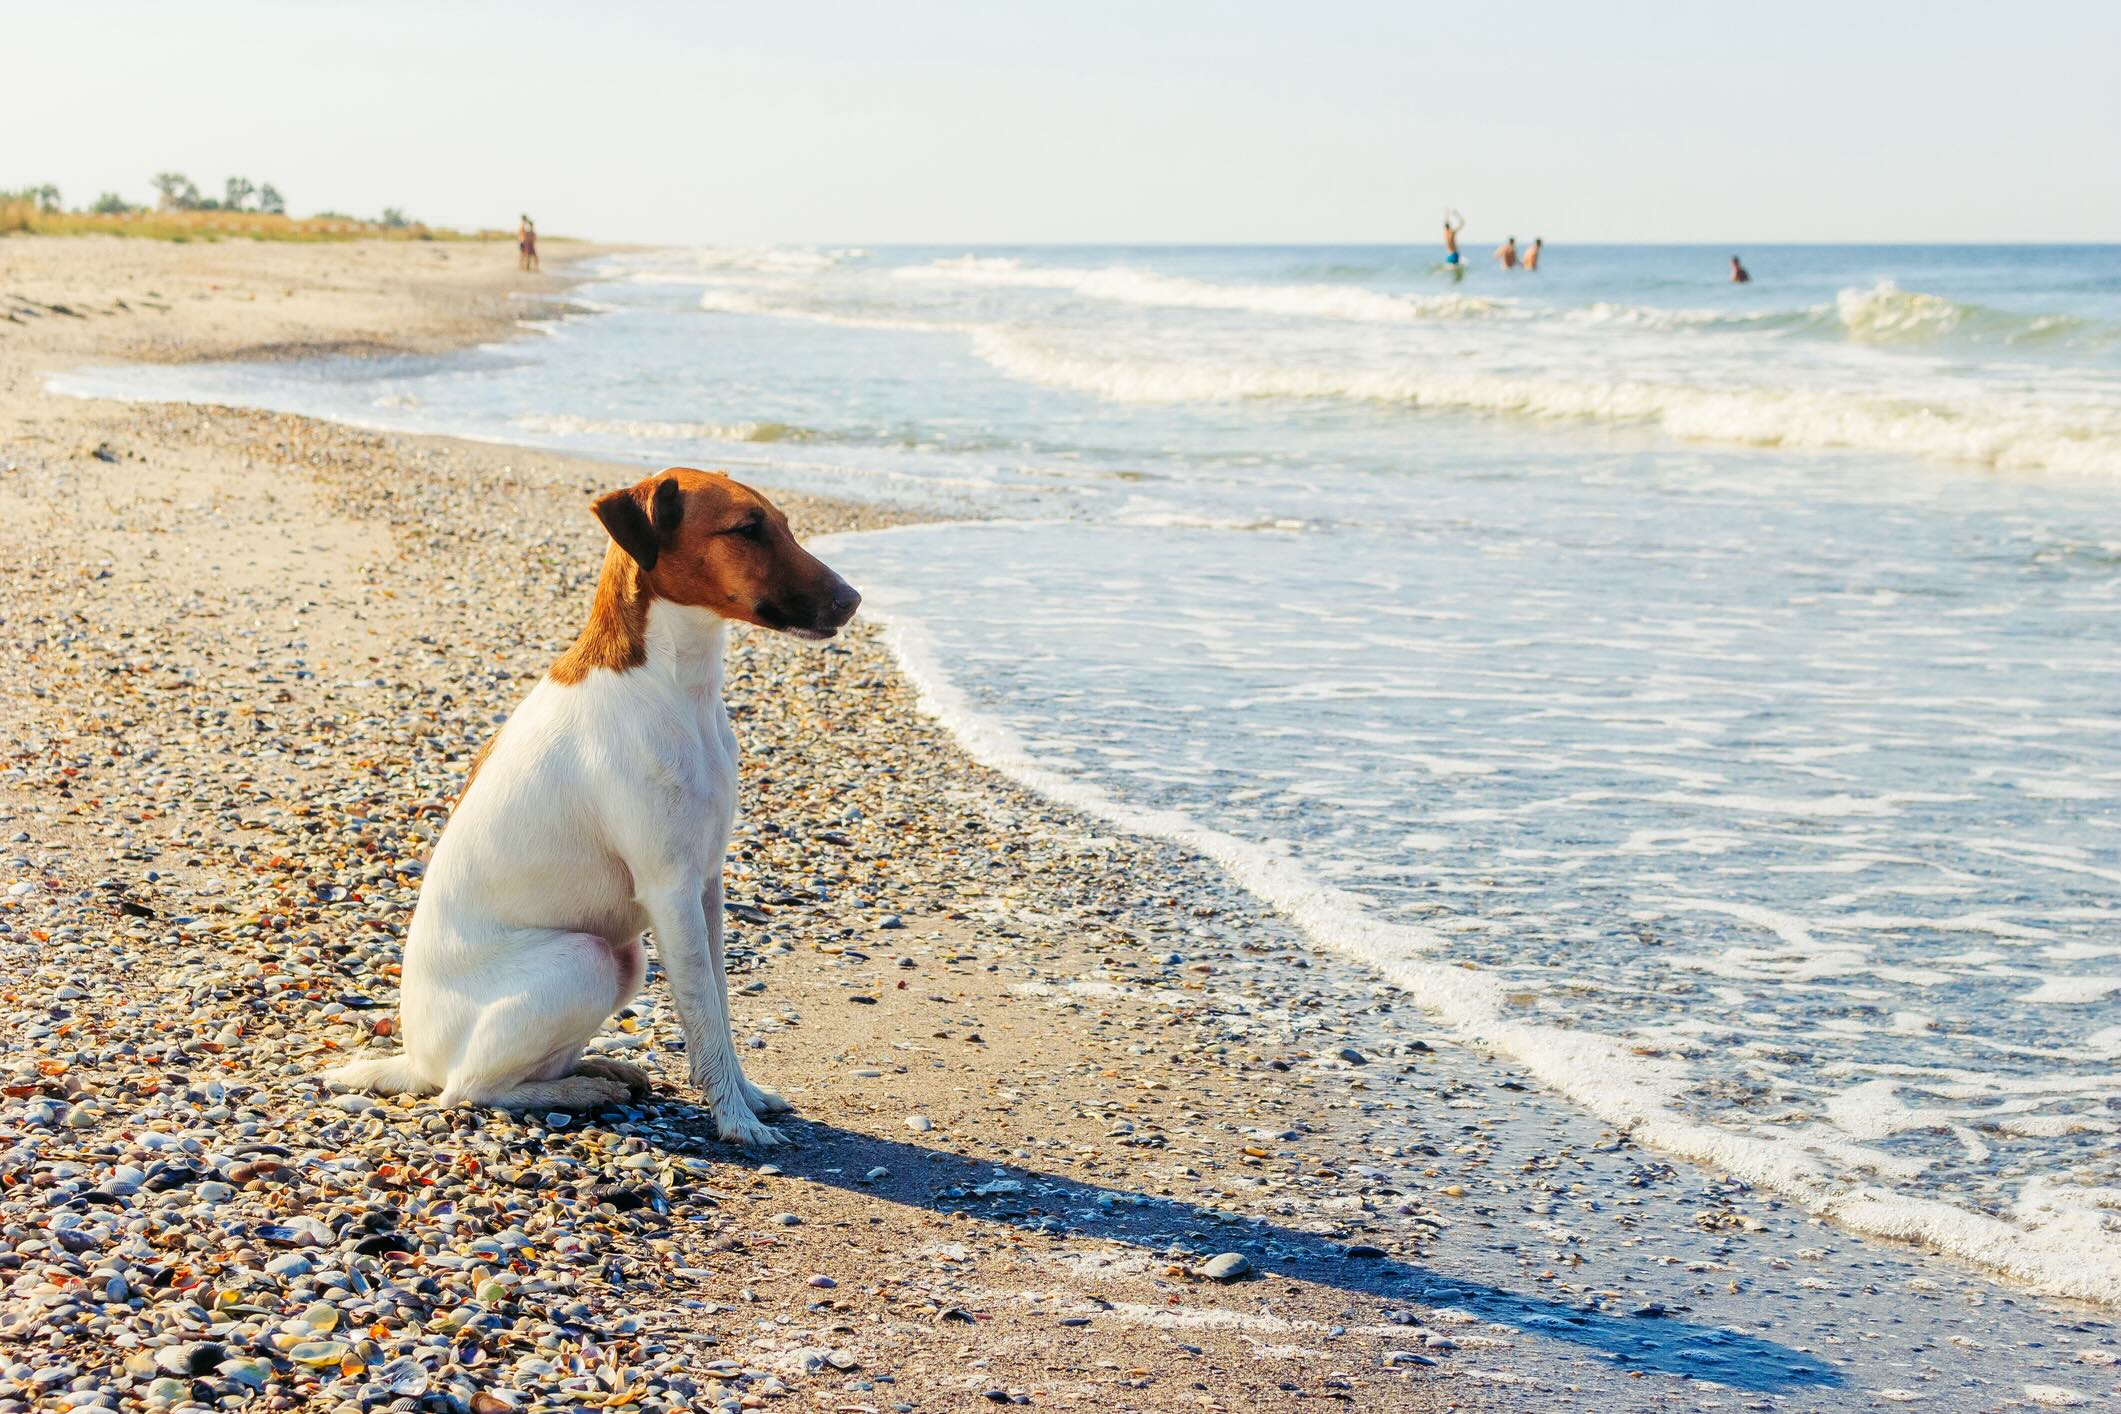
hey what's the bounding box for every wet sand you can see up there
[0,236,2113,1413]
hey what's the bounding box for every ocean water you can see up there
[54,243,2121,1304]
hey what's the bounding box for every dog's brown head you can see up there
[590,468,859,640]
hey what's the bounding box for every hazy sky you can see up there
[8,0,2117,245]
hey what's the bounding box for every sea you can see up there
[54,242,2121,1305]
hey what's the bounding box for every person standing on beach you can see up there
[1524,238,1543,272]
[1729,254,1750,284]
[1495,235,1519,269]
[518,214,539,273]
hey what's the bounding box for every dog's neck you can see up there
[551,548,726,700]
[643,598,727,702]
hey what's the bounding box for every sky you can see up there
[6,0,2118,245]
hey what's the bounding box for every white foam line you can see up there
[819,527,2121,1306]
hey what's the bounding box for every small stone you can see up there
[905,1114,932,1133]
[1200,1252,1251,1283]
[1336,1048,1367,1065]
[773,1213,802,1226]
[807,1274,837,1289]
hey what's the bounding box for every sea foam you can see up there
[822,532,2121,1305]
[968,328,2121,478]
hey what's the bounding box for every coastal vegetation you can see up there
[0,175,510,242]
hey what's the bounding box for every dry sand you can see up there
[1,236,2111,1414]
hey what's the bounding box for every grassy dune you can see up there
[0,203,513,243]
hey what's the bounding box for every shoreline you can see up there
[1,236,2114,1412]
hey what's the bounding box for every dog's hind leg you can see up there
[435,930,638,1111]
[574,1055,653,1097]
[464,1073,631,1112]
[324,1054,439,1097]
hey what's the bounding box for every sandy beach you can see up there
[2,236,2115,1414]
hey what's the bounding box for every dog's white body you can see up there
[327,468,854,1145]
[332,601,782,1141]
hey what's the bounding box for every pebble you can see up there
[1200,1252,1252,1283]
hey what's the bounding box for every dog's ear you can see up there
[650,474,684,537]
[591,476,684,572]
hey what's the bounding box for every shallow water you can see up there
[54,242,2121,1302]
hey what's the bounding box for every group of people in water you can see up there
[1440,212,1541,279]
[1440,210,1752,283]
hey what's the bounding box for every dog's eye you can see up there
[727,516,765,541]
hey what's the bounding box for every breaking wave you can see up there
[1827,280,2098,346]
[512,412,821,444]
[897,259,2110,350]
[969,329,2121,478]
[896,255,1507,322]
[624,247,867,284]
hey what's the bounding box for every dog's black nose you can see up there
[826,581,861,626]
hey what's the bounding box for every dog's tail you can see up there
[324,1053,437,1097]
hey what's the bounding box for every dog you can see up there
[326,467,859,1145]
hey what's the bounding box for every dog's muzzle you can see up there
[777,578,861,640]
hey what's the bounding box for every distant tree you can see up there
[150,172,195,210]
[223,175,255,211]
[378,207,410,229]
[313,210,354,221]
[31,184,61,213]
[256,182,285,215]
[89,192,135,215]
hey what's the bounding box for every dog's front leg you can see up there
[705,874,791,1116]
[642,883,780,1146]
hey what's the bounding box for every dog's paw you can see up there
[741,1079,794,1116]
[713,1105,784,1148]
[576,1056,654,1098]
[529,1075,632,1111]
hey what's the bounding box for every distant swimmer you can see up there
[1524,237,1543,272]
[1439,209,1467,282]
[1729,254,1750,284]
[1495,235,1519,269]
[518,214,539,273]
